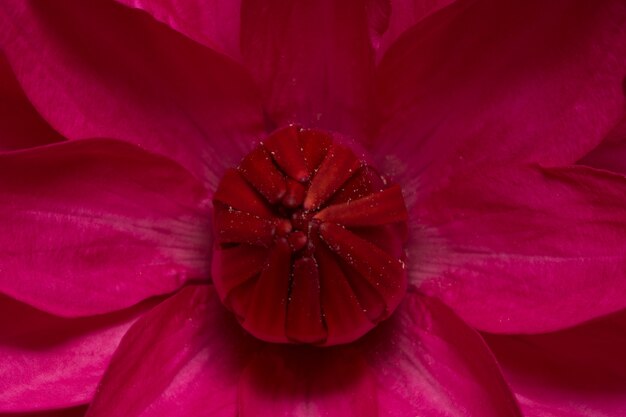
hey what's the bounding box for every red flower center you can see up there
[211,126,408,346]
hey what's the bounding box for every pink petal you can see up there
[0,54,64,151]
[374,0,626,198]
[485,309,626,417]
[1,406,87,417]
[414,165,626,333]
[579,116,626,175]
[114,0,243,60]
[240,0,379,140]
[360,293,521,417]
[0,139,211,317]
[239,347,378,417]
[0,0,264,189]
[0,294,151,412]
[376,0,456,60]
[86,285,260,417]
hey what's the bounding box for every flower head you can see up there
[212,125,409,345]
[1,0,626,416]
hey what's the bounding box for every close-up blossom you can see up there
[1,0,626,416]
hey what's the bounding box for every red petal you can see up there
[304,144,361,210]
[416,164,626,332]
[315,243,374,346]
[239,146,287,204]
[227,278,258,322]
[2,406,88,417]
[263,125,309,181]
[376,0,455,60]
[375,0,626,198]
[352,224,406,258]
[285,257,326,344]
[239,347,378,417]
[242,239,292,343]
[0,55,64,151]
[211,245,268,303]
[361,293,522,417]
[241,0,377,140]
[213,205,277,247]
[320,222,406,312]
[86,286,261,417]
[0,295,151,412]
[114,0,243,60]
[486,310,626,417]
[315,184,408,226]
[213,168,274,217]
[343,265,387,322]
[299,128,332,175]
[0,0,264,189]
[0,139,211,317]
[329,165,385,204]
[281,178,306,209]
[579,116,626,175]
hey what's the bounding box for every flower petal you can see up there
[240,0,378,140]
[485,309,626,417]
[86,285,259,417]
[579,116,626,175]
[239,347,378,417]
[0,294,151,412]
[361,293,521,417]
[0,139,211,317]
[114,0,243,60]
[0,54,64,151]
[1,406,87,417]
[414,165,626,333]
[376,0,456,60]
[374,0,626,197]
[0,0,264,188]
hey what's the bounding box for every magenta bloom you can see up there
[2,0,626,416]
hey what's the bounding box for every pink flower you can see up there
[1,0,626,416]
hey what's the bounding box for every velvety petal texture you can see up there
[374,0,626,199]
[0,54,64,151]
[81,288,523,417]
[362,293,521,417]
[0,295,151,412]
[579,117,626,175]
[0,139,211,317]
[485,309,626,416]
[0,0,264,188]
[86,286,259,417]
[376,0,456,59]
[114,0,243,60]
[414,165,626,333]
[4,1,626,416]
[241,0,379,140]
[239,348,378,417]
[1,406,87,417]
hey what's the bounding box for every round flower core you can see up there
[211,126,408,346]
